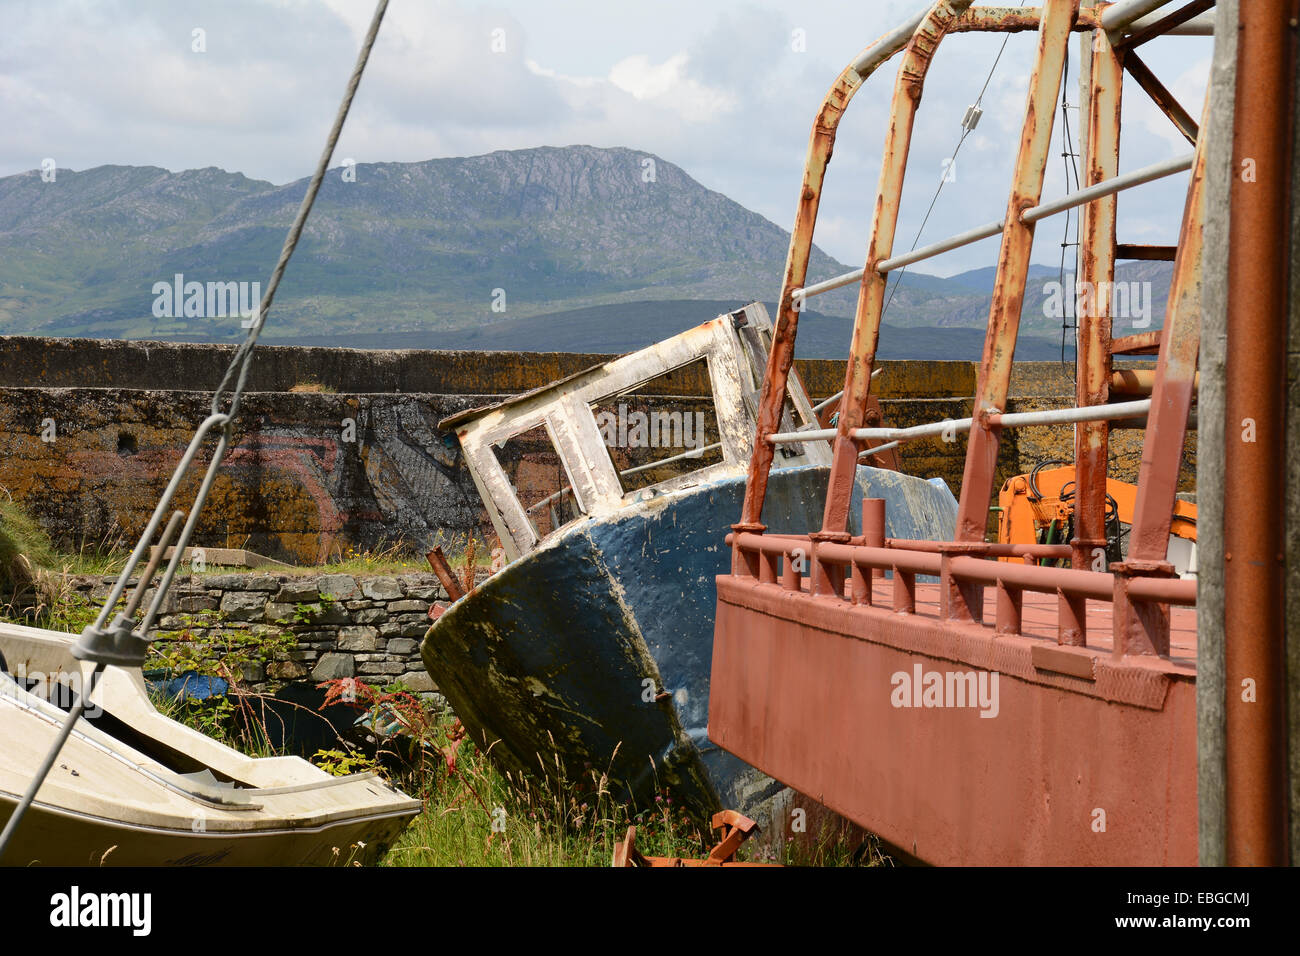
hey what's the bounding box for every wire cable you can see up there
[881,0,1026,320]
[0,0,389,861]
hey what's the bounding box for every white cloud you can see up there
[0,0,1213,273]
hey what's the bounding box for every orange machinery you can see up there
[997,461,1197,572]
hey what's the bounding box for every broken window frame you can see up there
[444,304,828,561]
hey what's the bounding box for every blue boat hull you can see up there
[420,464,958,820]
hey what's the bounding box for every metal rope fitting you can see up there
[72,613,150,669]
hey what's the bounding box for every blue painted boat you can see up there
[421,305,957,821]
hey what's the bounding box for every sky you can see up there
[0,0,1213,275]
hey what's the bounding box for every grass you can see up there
[1,596,883,866]
[0,502,877,867]
[0,498,59,590]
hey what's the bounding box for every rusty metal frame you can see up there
[953,0,1079,571]
[730,0,1211,648]
[1124,51,1199,145]
[735,3,1103,536]
[1066,17,1121,646]
[817,0,977,545]
[708,0,1254,870]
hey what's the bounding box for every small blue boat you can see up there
[421,306,957,821]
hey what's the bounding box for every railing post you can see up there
[1058,589,1088,646]
[850,561,871,606]
[893,568,916,614]
[862,497,887,580]
[782,549,803,592]
[995,580,1022,635]
[811,542,845,598]
[940,544,986,622]
[1111,559,1174,657]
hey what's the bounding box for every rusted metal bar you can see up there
[1111,368,1199,394]
[426,546,467,602]
[1116,243,1177,260]
[736,14,922,532]
[1123,51,1199,145]
[1113,0,1214,49]
[1126,145,1204,561]
[1223,0,1291,868]
[1073,21,1122,615]
[820,0,977,542]
[1112,330,1163,354]
[887,538,1072,559]
[954,5,1099,33]
[954,0,1078,545]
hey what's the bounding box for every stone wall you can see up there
[62,570,456,695]
[0,335,1192,562]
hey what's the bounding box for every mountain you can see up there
[275,300,1075,362]
[0,145,1171,355]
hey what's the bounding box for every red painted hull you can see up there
[709,575,1198,865]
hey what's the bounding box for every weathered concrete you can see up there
[0,337,1188,563]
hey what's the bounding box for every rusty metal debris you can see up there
[425,546,466,602]
[611,810,775,867]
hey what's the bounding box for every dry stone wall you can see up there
[65,570,457,695]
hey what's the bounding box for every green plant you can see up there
[312,748,382,777]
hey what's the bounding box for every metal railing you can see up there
[766,398,1152,445]
[727,514,1195,651]
[791,153,1194,305]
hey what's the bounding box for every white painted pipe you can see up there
[768,399,1153,444]
[1021,153,1194,223]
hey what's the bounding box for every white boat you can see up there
[0,621,420,866]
